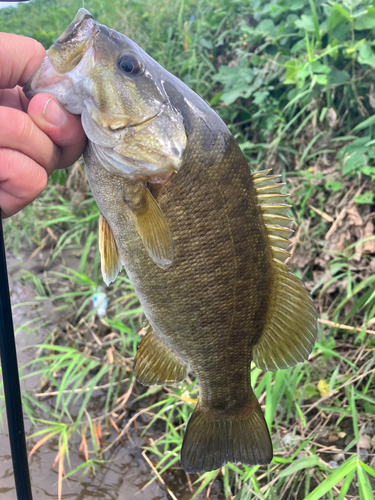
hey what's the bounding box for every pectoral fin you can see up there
[99,213,122,286]
[130,187,173,270]
[134,324,189,386]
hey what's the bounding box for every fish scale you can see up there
[24,8,317,473]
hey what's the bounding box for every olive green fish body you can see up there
[24,9,317,473]
[84,110,275,469]
[86,114,272,391]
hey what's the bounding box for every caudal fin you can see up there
[180,391,272,473]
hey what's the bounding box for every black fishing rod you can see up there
[0,213,34,500]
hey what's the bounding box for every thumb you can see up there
[27,93,87,169]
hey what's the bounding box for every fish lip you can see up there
[23,56,72,99]
[23,57,56,98]
[23,42,99,103]
[23,11,99,100]
[54,8,97,45]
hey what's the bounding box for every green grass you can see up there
[1,0,375,498]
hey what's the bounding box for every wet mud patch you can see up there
[0,249,178,500]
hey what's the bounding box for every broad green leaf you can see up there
[291,39,306,53]
[332,4,351,21]
[315,74,328,85]
[289,0,304,10]
[284,59,300,83]
[329,68,350,84]
[253,90,269,106]
[328,11,350,42]
[295,15,315,32]
[358,42,375,67]
[354,192,375,204]
[200,38,213,49]
[325,179,343,192]
[354,10,375,30]
[311,61,330,74]
[256,19,277,38]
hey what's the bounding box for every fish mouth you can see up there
[23,44,97,106]
[23,9,99,102]
[54,8,95,46]
[23,57,66,98]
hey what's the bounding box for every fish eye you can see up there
[118,54,142,75]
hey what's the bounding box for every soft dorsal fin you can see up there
[252,259,317,371]
[99,213,122,286]
[251,169,317,371]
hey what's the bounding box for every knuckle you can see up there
[1,148,48,198]
[17,112,33,142]
[1,107,32,142]
[29,38,45,56]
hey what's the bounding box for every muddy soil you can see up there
[0,251,172,500]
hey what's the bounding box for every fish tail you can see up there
[181,390,272,473]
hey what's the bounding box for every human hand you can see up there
[0,33,87,219]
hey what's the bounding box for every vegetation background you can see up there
[1,0,375,498]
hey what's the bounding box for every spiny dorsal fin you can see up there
[268,235,291,250]
[252,170,292,264]
[99,213,122,286]
[251,169,317,370]
[251,168,273,178]
[256,183,286,195]
[265,224,293,239]
[253,174,281,186]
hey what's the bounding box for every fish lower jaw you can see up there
[23,56,78,108]
[24,45,98,114]
[91,141,180,177]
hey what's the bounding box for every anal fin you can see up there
[99,213,122,286]
[134,324,189,386]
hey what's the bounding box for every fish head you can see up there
[24,9,187,177]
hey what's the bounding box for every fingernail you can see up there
[43,98,68,127]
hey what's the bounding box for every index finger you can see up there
[0,33,46,89]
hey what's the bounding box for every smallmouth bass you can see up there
[24,10,317,473]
